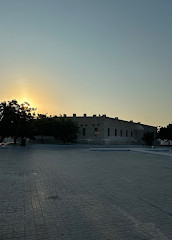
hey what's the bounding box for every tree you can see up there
[0,100,36,145]
[0,100,20,142]
[142,132,155,146]
[53,117,78,144]
[34,115,78,144]
[35,114,52,143]
[157,124,172,140]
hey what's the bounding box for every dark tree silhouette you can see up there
[34,116,79,144]
[142,132,155,146]
[0,100,20,143]
[53,117,78,144]
[157,124,172,140]
[0,100,36,145]
[35,114,53,143]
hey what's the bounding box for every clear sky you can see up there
[0,0,172,127]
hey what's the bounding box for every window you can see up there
[126,130,128,137]
[108,128,110,136]
[115,129,117,136]
[83,128,86,136]
[120,130,122,137]
[95,128,99,136]
[131,131,133,137]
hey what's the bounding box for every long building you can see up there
[67,114,157,145]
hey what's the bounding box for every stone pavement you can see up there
[0,144,172,240]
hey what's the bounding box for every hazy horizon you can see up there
[1,0,172,127]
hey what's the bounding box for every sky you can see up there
[0,0,172,127]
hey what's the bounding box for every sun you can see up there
[19,98,34,108]
[22,102,30,109]
[18,97,38,113]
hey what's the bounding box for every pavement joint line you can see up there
[90,147,172,157]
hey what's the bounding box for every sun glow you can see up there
[22,102,30,109]
[17,97,38,113]
[1,76,60,116]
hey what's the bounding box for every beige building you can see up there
[68,114,157,145]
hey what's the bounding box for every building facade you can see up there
[68,114,157,145]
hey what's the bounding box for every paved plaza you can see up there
[0,145,172,240]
